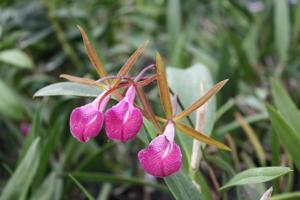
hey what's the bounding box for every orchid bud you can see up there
[70,92,110,142]
[104,86,143,142]
[138,122,182,177]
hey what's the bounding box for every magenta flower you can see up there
[104,86,143,142]
[138,121,182,177]
[70,92,110,142]
[20,121,31,137]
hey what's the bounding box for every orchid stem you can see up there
[169,88,194,127]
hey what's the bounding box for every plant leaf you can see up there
[34,82,102,97]
[271,79,300,134]
[112,40,149,87]
[0,138,40,200]
[0,79,25,120]
[266,104,300,170]
[70,172,168,192]
[69,174,95,200]
[274,0,290,63]
[219,167,292,190]
[235,112,266,166]
[174,121,230,151]
[31,173,62,200]
[156,52,173,119]
[0,49,33,69]
[271,192,300,200]
[77,25,107,79]
[174,79,228,121]
[164,170,203,200]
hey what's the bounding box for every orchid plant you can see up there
[55,26,230,178]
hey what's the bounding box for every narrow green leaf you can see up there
[35,119,63,186]
[69,174,95,200]
[31,173,62,200]
[220,167,292,190]
[0,79,25,120]
[266,104,300,170]
[164,171,203,200]
[274,0,290,63]
[167,0,181,58]
[71,172,168,192]
[271,192,300,200]
[235,112,266,166]
[0,49,33,69]
[34,82,102,97]
[0,138,40,200]
[271,79,300,134]
[18,106,42,163]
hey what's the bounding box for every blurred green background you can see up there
[1,0,300,199]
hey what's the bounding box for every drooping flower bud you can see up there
[104,86,143,142]
[138,121,182,177]
[70,92,110,142]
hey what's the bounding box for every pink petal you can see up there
[104,100,143,142]
[138,135,182,177]
[70,102,104,142]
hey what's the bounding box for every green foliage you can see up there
[0,49,33,69]
[220,167,292,190]
[0,138,41,200]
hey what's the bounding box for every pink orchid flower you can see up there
[104,86,143,142]
[70,92,110,142]
[138,121,182,177]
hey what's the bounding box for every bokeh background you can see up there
[1,0,300,199]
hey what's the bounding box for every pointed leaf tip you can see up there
[77,25,108,80]
[112,41,149,87]
[174,79,229,121]
[175,122,231,151]
[156,52,173,119]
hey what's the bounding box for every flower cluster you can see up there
[64,26,229,178]
[70,85,142,143]
[69,66,182,177]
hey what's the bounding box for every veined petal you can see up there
[138,135,182,177]
[138,122,182,177]
[70,102,104,142]
[70,92,109,143]
[104,87,143,142]
[105,100,143,142]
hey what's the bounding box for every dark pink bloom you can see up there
[138,122,182,177]
[70,92,109,142]
[20,121,31,137]
[104,86,143,142]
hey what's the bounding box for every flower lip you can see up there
[104,86,143,142]
[138,121,182,177]
[70,92,110,143]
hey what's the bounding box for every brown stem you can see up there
[135,87,162,133]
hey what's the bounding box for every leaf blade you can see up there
[33,82,102,97]
[266,104,300,170]
[0,138,41,200]
[0,49,33,69]
[219,167,292,191]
